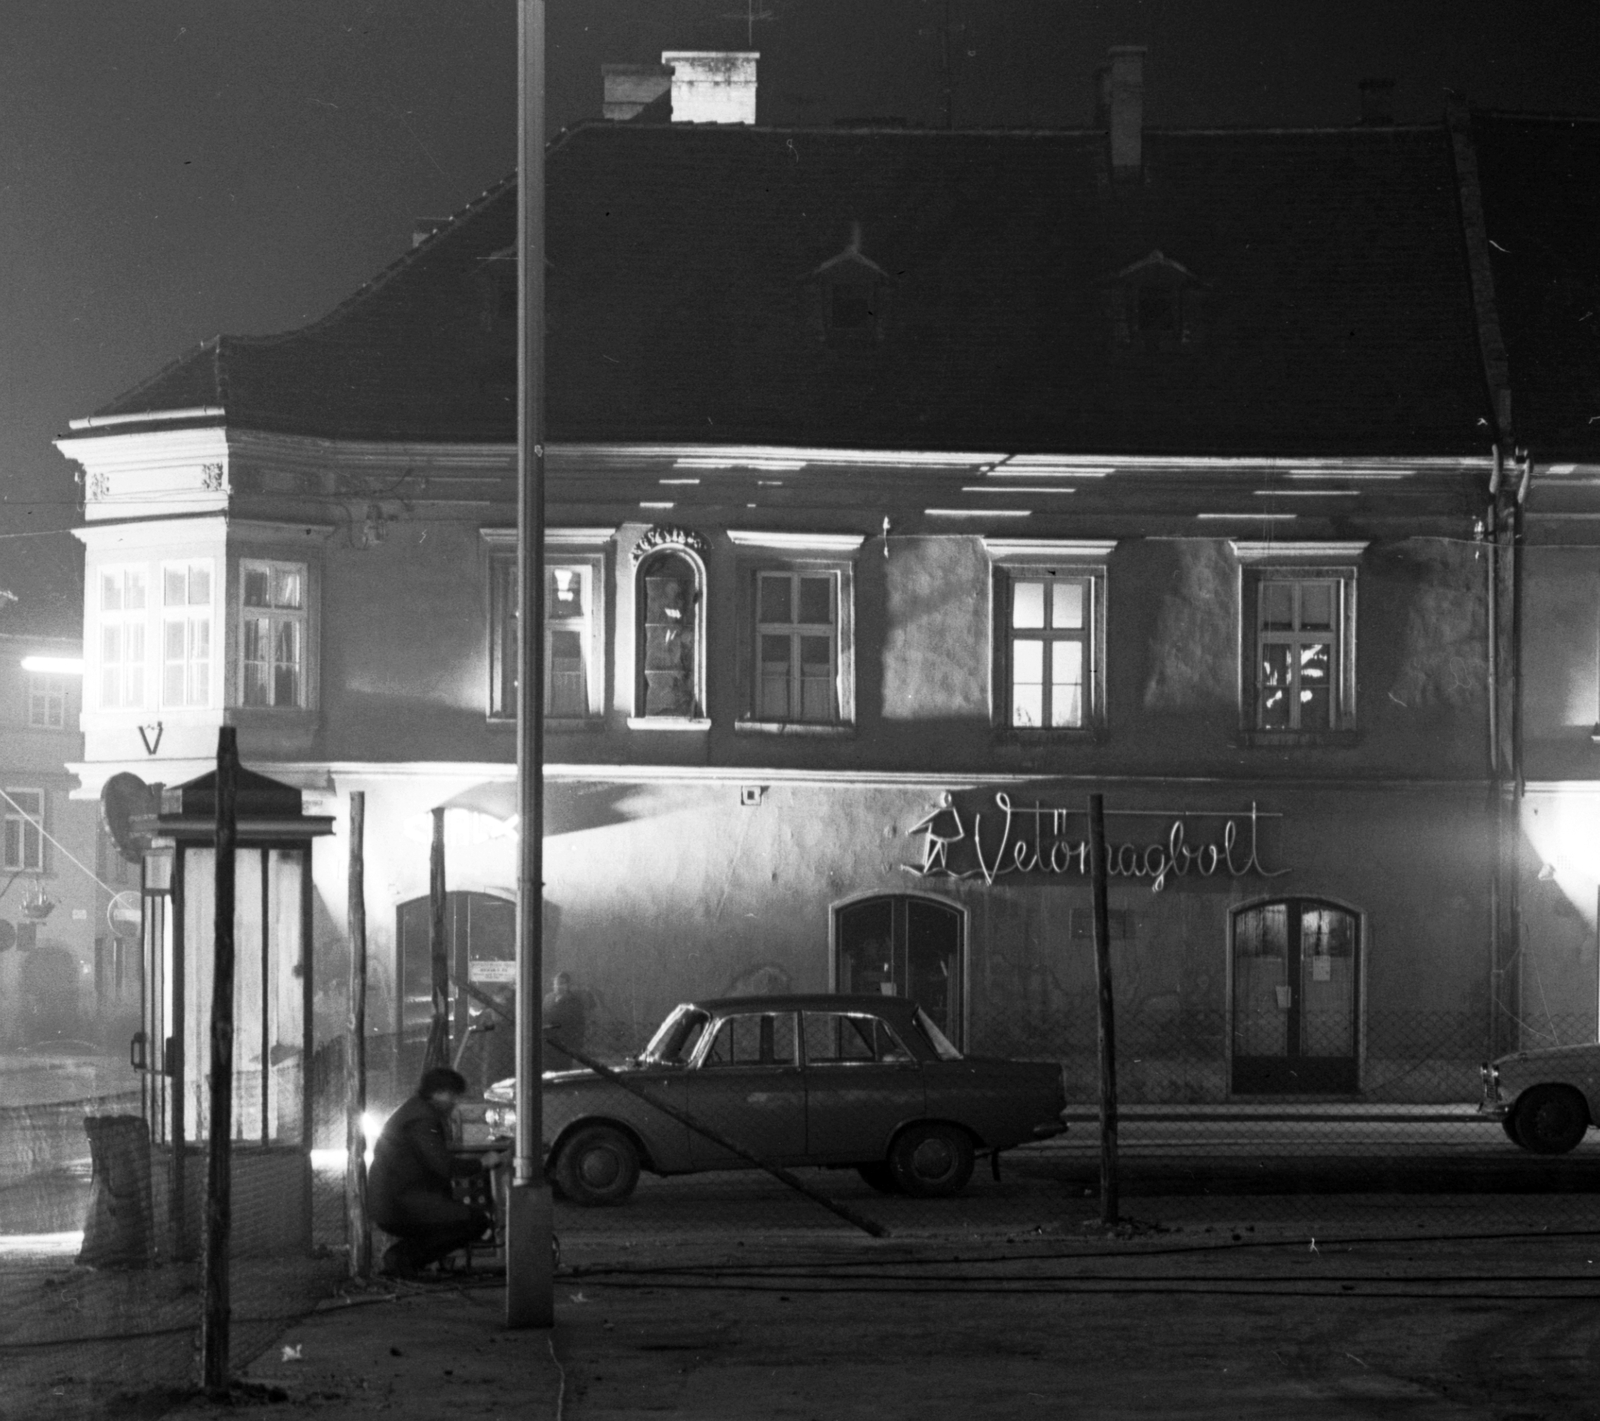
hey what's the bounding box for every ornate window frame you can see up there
[628,525,710,730]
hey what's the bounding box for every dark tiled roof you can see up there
[1472,113,1600,457]
[94,125,1494,458]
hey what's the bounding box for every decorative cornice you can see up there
[726,530,866,553]
[1230,540,1369,562]
[479,526,617,546]
[982,538,1117,559]
[631,524,710,565]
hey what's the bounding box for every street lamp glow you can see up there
[21,656,84,674]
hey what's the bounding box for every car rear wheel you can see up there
[553,1125,641,1205]
[1500,1114,1522,1147]
[1510,1085,1590,1155]
[888,1123,975,1198]
[856,1162,900,1195]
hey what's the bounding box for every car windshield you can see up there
[913,1007,962,1061]
[640,1006,712,1065]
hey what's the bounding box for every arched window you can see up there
[635,544,705,720]
[1231,897,1360,1095]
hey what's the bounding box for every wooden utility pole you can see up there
[201,728,239,1394]
[507,0,555,1329]
[1086,792,1119,1226]
[344,791,370,1279]
[425,806,449,1069]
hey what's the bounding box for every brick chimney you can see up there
[661,51,759,125]
[1103,46,1146,181]
[603,63,672,122]
[1359,78,1396,126]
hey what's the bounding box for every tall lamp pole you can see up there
[507,0,553,1328]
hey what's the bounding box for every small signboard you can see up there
[469,959,517,984]
[107,891,141,941]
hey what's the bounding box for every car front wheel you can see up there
[888,1123,975,1198]
[553,1124,641,1205]
[1510,1085,1590,1155]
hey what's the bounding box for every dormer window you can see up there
[804,222,891,345]
[1102,250,1205,352]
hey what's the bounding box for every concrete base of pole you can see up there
[503,1181,554,1328]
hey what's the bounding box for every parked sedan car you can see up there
[483,993,1067,1204]
[1480,1043,1600,1153]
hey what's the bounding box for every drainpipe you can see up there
[1486,445,1501,1057]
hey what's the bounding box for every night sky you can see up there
[4,0,1599,632]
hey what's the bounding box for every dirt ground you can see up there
[146,1224,1600,1421]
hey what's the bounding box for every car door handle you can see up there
[130,1030,147,1071]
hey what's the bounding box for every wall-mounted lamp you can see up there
[1589,723,1600,744]
[1538,862,1558,882]
[21,656,85,675]
[740,785,765,807]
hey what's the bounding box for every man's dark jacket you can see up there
[368,1095,484,1222]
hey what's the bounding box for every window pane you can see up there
[1260,582,1294,630]
[1012,580,1045,629]
[125,572,146,610]
[759,633,791,672]
[243,567,271,608]
[797,576,832,626]
[189,566,210,606]
[244,663,269,707]
[102,573,122,611]
[1260,644,1292,728]
[1299,582,1334,630]
[758,633,791,720]
[548,628,585,716]
[645,573,690,625]
[1012,684,1042,728]
[164,620,186,660]
[272,566,302,609]
[758,574,791,624]
[1050,641,1084,728]
[1012,638,1043,684]
[164,569,187,606]
[1299,683,1331,730]
[1052,580,1084,630]
[547,566,584,617]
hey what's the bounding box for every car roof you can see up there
[686,994,920,1016]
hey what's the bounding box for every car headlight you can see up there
[484,1105,517,1130]
[1480,1062,1501,1097]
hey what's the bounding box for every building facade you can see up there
[56,72,1598,1107]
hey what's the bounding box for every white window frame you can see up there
[2,789,44,872]
[483,529,610,725]
[630,542,710,729]
[26,674,67,729]
[983,540,1112,737]
[98,564,149,711]
[238,558,308,709]
[731,531,862,735]
[160,559,215,709]
[1233,541,1365,743]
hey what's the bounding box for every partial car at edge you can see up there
[1480,1042,1600,1153]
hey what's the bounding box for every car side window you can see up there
[801,1012,916,1066]
[700,1012,797,1068]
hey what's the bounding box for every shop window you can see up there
[98,566,148,710]
[26,674,67,729]
[633,545,705,723]
[985,540,1111,737]
[240,560,306,708]
[161,560,213,708]
[486,541,608,724]
[2,789,44,871]
[1234,543,1363,744]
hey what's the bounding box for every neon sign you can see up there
[905,792,1289,891]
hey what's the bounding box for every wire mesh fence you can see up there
[5,998,1600,1418]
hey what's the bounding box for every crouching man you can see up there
[370,1066,506,1279]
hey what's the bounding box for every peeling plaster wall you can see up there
[1140,539,1238,715]
[879,536,989,722]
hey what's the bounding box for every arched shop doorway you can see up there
[397,890,515,1091]
[1231,897,1361,1095]
[833,894,964,1049]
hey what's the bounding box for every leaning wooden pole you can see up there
[344,791,370,1279]
[1086,792,1119,1226]
[201,728,239,1395]
[425,806,449,1070]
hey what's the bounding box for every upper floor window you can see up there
[804,222,891,346]
[2,789,44,871]
[628,529,708,727]
[99,567,147,710]
[240,560,306,708]
[1234,542,1363,743]
[161,561,213,708]
[26,674,67,729]
[731,532,862,733]
[756,571,838,723]
[1101,250,1205,353]
[984,540,1111,736]
[486,537,609,723]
